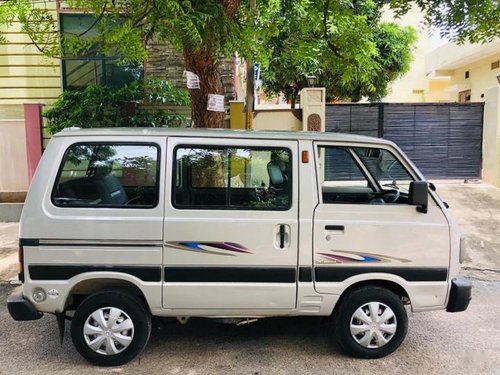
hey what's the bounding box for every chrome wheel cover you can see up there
[350,302,397,349]
[83,307,135,355]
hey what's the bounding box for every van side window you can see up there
[318,146,414,205]
[52,143,160,208]
[173,146,291,210]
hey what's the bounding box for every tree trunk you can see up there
[290,86,301,109]
[183,46,225,128]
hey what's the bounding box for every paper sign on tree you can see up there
[184,70,200,89]
[207,94,225,112]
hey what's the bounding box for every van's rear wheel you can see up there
[71,290,151,366]
[334,286,408,358]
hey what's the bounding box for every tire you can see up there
[334,286,408,359]
[70,289,152,366]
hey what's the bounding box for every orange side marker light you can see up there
[302,150,309,163]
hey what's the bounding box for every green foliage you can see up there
[0,0,60,57]
[259,1,321,102]
[320,22,418,101]
[2,0,499,117]
[43,79,191,134]
[262,0,418,103]
[144,79,191,105]
[53,0,240,64]
[1,0,499,62]
[389,0,500,44]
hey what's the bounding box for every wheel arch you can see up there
[332,279,410,317]
[65,276,150,312]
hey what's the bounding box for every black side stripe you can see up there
[299,267,313,282]
[38,243,161,248]
[27,264,447,283]
[315,266,448,282]
[19,239,162,248]
[164,267,296,283]
[29,265,161,282]
[19,238,39,247]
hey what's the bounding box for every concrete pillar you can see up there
[229,101,246,129]
[483,87,500,186]
[300,88,326,132]
[23,103,44,184]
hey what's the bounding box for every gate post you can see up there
[378,103,384,138]
[483,87,500,186]
[23,103,44,184]
[300,88,326,132]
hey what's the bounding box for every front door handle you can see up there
[325,225,345,231]
[325,225,344,240]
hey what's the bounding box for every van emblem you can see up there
[317,251,411,264]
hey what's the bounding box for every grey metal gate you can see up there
[325,103,484,179]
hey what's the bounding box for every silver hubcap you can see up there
[350,302,397,349]
[83,307,134,355]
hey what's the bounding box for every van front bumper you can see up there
[7,293,43,321]
[446,277,472,312]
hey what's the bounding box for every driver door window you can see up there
[317,145,414,205]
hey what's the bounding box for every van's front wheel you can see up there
[334,286,408,358]
[70,290,151,366]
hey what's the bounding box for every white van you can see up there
[8,128,471,366]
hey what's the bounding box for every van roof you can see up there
[54,127,393,145]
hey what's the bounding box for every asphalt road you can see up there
[1,278,499,375]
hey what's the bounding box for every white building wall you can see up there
[382,7,434,102]
[446,53,500,102]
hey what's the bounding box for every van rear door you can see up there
[162,137,299,310]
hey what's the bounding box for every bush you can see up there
[43,79,191,134]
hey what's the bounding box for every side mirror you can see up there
[409,181,428,213]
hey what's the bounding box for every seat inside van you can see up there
[55,167,127,206]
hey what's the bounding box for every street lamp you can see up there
[307,73,317,87]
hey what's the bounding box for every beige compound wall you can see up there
[483,87,500,187]
[0,106,29,194]
[0,1,61,195]
[253,110,302,131]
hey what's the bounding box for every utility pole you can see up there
[244,0,256,130]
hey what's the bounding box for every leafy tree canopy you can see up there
[1,0,499,123]
[262,1,419,103]
[1,0,497,62]
[389,0,500,44]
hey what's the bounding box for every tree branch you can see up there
[133,0,155,28]
[76,3,107,37]
[323,0,342,58]
[217,0,241,19]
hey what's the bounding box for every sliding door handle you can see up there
[275,224,290,249]
[279,225,285,248]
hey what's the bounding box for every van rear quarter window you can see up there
[52,143,160,208]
